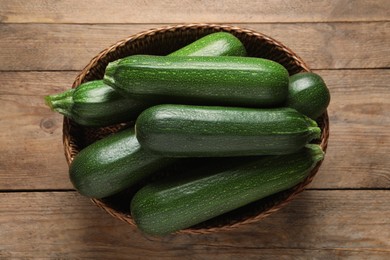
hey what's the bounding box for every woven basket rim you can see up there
[63,23,329,235]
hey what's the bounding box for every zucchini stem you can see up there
[103,59,121,88]
[305,144,325,163]
[308,126,322,141]
[44,89,74,118]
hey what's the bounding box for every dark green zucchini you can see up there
[45,32,247,126]
[169,32,247,57]
[104,55,289,107]
[45,80,150,126]
[69,128,175,199]
[135,104,321,157]
[130,144,324,236]
[286,72,330,119]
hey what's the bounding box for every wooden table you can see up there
[1,1,389,258]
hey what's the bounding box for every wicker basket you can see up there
[63,24,329,234]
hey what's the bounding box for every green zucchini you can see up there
[169,32,247,57]
[45,80,150,126]
[104,55,289,107]
[45,32,247,126]
[130,144,324,236]
[135,104,321,157]
[69,128,175,199]
[286,72,330,119]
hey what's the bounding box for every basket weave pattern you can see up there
[63,24,329,234]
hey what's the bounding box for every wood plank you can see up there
[0,71,77,96]
[0,22,389,71]
[0,69,389,190]
[0,190,389,258]
[0,72,77,190]
[0,0,388,24]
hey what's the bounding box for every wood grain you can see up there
[0,22,389,71]
[0,190,389,259]
[0,0,388,24]
[0,69,389,190]
[310,69,390,189]
[0,72,77,190]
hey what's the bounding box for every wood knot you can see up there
[40,117,59,134]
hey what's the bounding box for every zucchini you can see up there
[104,55,289,107]
[45,32,247,126]
[130,144,324,236]
[169,32,247,57]
[45,80,149,126]
[286,72,330,119]
[135,104,321,157]
[69,128,175,199]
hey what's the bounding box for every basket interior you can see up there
[64,24,328,233]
